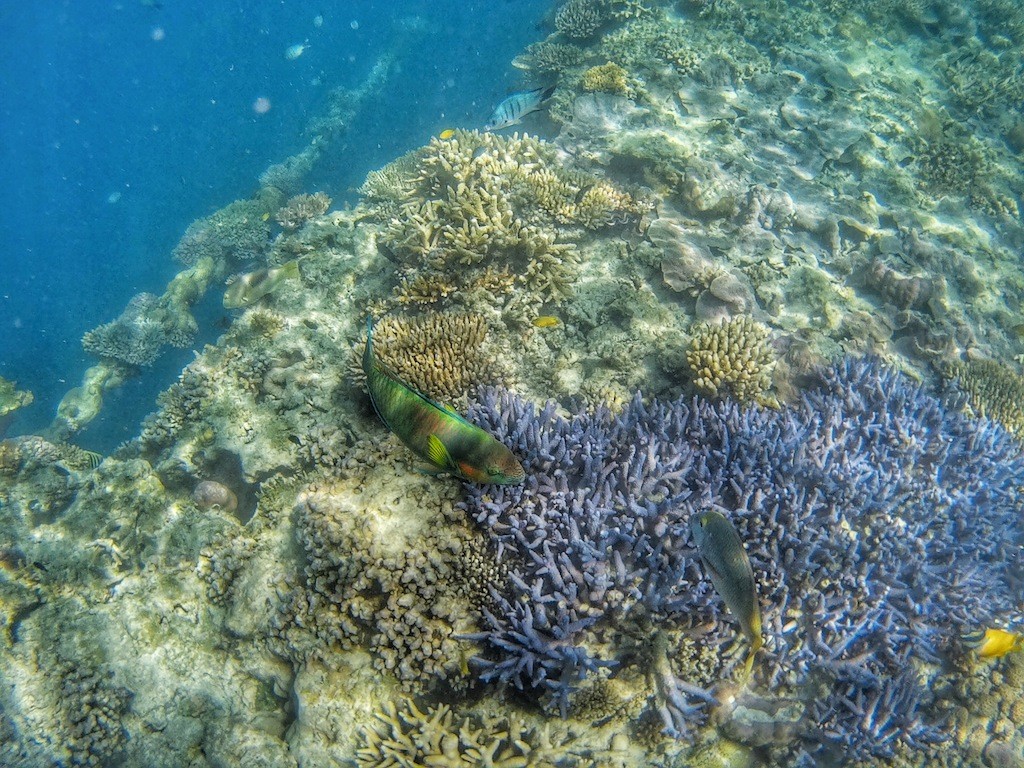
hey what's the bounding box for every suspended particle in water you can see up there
[151,26,165,41]
[350,19,359,29]
[252,97,272,115]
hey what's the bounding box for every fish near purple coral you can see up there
[362,318,525,485]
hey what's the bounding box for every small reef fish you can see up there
[963,627,1024,659]
[484,85,556,131]
[362,318,525,485]
[285,41,310,60]
[223,260,300,309]
[438,129,456,140]
[691,508,763,656]
[532,316,561,328]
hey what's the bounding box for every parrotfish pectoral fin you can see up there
[426,434,457,472]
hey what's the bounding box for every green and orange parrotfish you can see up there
[362,318,526,485]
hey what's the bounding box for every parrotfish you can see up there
[484,85,556,131]
[223,260,300,309]
[362,318,525,484]
[691,508,763,655]
[963,627,1024,659]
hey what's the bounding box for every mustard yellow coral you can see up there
[686,316,775,404]
[947,358,1024,438]
[353,312,501,402]
[582,61,630,95]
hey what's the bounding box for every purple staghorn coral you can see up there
[459,358,1024,759]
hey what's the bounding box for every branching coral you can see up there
[460,358,1024,759]
[685,316,775,404]
[82,293,170,368]
[513,41,588,74]
[362,129,643,310]
[275,192,331,231]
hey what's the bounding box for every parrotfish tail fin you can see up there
[426,434,458,474]
[538,84,557,104]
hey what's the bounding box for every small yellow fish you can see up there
[532,316,561,328]
[964,628,1024,659]
[261,212,271,222]
[439,129,456,140]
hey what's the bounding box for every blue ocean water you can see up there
[0,0,551,451]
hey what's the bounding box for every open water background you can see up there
[0,0,550,450]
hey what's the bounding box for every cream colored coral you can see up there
[354,312,501,402]
[686,316,775,404]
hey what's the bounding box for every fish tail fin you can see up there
[539,84,556,103]
[281,260,301,280]
[363,316,376,375]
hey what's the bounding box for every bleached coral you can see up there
[685,316,775,404]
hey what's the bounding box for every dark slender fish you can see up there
[691,508,763,654]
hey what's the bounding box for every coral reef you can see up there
[461,358,1024,761]
[275,192,332,232]
[362,129,645,314]
[685,316,775,404]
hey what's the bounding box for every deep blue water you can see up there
[0,0,551,450]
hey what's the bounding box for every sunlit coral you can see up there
[685,316,775,404]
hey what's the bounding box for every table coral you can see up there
[460,358,1024,762]
[685,316,775,404]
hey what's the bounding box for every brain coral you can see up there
[459,358,1024,762]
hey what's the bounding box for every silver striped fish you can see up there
[484,85,556,131]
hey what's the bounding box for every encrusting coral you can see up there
[685,315,775,404]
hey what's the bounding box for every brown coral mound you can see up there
[354,312,503,403]
[686,315,775,404]
[946,358,1024,438]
